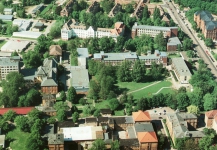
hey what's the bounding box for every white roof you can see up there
[1,40,30,52]
[62,126,102,141]
[13,31,42,39]
[13,19,32,31]
[77,48,89,58]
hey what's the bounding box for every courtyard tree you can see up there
[203,93,217,111]
[109,98,120,111]
[187,105,200,115]
[72,112,79,123]
[205,38,213,47]
[90,139,106,150]
[67,87,77,104]
[131,60,146,82]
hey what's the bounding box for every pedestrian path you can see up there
[152,87,171,95]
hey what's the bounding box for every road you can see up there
[163,0,217,79]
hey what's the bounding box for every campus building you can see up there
[131,23,178,38]
[194,11,217,40]
[205,110,217,133]
[0,57,20,80]
[171,58,192,84]
[167,37,182,51]
[61,19,125,40]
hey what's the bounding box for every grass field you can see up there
[0,40,6,48]
[114,110,125,116]
[7,128,30,150]
[117,81,156,92]
[3,21,12,26]
[95,100,110,109]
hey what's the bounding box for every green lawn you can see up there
[0,40,6,48]
[130,80,172,99]
[116,81,156,92]
[7,128,30,150]
[95,100,110,109]
[3,21,12,26]
[114,110,125,116]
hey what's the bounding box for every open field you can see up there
[7,128,30,150]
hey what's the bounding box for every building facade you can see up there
[60,0,75,17]
[194,11,217,40]
[167,37,182,51]
[0,57,20,80]
[61,20,125,41]
[205,110,217,133]
[131,23,178,38]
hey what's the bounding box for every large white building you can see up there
[13,19,32,31]
[61,19,125,40]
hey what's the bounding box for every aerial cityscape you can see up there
[0,0,217,150]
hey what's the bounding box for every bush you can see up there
[47,117,56,124]
[79,98,86,105]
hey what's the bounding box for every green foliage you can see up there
[82,105,95,116]
[100,0,114,13]
[47,117,56,124]
[109,98,120,111]
[72,112,79,123]
[111,140,120,150]
[117,60,132,82]
[182,38,193,51]
[186,50,196,58]
[49,20,64,38]
[187,105,200,115]
[79,98,86,105]
[23,50,42,68]
[203,93,216,111]
[153,7,161,21]
[67,87,77,103]
[89,139,106,150]
[57,109,67,122]
[131,60,146,82]
[93,109,101,117]
[71,105,78,114]
[176,93,189,111]
[125,3,134,13]
[204,38,213,47]
[11,51,19,57]
[3,110,16,121]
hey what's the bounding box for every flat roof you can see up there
[0,15,13,20]
[167,37,182,46]
[172,58,192,76]
[0,57,19,67]
[62,126,103,141]
[77,48,89,58]
[70,67,89,90]
[1,40,30,52]
[132,23,178,31]
[13,31,42,39]
[0,135,5,146]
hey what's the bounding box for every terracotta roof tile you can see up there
[0,107,34,115]
[132,111,151,122]
[137,131,158,143]
[205,110,217,119]
[49,45,62,56]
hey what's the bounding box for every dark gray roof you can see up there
[109,117,134,124]
[167,37,182,46]
[127,126,137,138]
[32,3,44,14]
[195,11,213,21]
[86,117,97,123]
[20,68,37,81]
[100,109,112,114]
[34,22,44,28]
[205,21,217,30]
[119,139,139,147]
[134,123,154,132]
[58,120,75,128]
[48,134,64,145]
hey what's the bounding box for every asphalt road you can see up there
[163,0,217,79]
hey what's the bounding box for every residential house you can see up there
[60,0,75,17]
[13,19,32,31]
[0,15,13,21]
[167,37,182,51]
[194,11,217,40]
[32,22,44,32]
[166,112,204,146]
[139,50,168,66]
[61,19,125,41]
[205,110,217,132]
[49,45,63,63]
[0,107,34,115]
[48,134,64,150]
[4,8,13,15]
[171,58,192,84]
[108,3,122,17]
[35,58,58,94]
[86,1,100,14]
[0,57,20,80]
[131,22,178,38]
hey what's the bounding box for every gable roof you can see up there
[137,131,158,143]
[49,45,62,56]
[205,110,217,119]
[132,111,151,122]
[0,107,34,115]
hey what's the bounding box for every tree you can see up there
[142,5,149,20]
[109,98,120,111]
[154,32,166,51]
[93,109,101,117]
[31,119,45,134]
[11,51,19,56]
[101,0,114,13]
[131,60,146,82]
[59,91,66,101]
[186,50,195,58]
[90,139,106,150]
[117,60,132,82]
[111,140,120,150]
[72,112,79,123]
[204,38,213,47]
[49,21,64,38]
[187,105,200,115]
[23,50,42,68]
[176,93,189,111]
[17,9,26,18]
[67,87,77,104]
[71,105,78,114]
[137,97,149,111]
[25,133,43,150]
[98,37,115,53]
[3,110,16,121]
[182,38,193,51]
[125,3,134,13]
[183,139,200,150]
[79,98,86,105]
[153,7,160,20]
[199,136,214,150]
[203,93,216,111]
[57,109,67,122]
[15,116,30,132]
[114,36,125,52]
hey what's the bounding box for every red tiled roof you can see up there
[0,107,35,115]
[137,131,158,143]
[205,110,217,119]
[132,111,151,122]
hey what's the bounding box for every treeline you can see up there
[174,0,217,14]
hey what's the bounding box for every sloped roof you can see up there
[137,131,158,143]
[49,45,62,56]
[132,111,151,122]
[205,110,217,119]
[0,107,34,115]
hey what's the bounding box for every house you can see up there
[13,19,32,31]
[61,19,125,41]
[1,40,30,53]
[166,112,204,146]
[167,37,182,51]
[49,45,62,63]
[205,110,217,132]
[32,22,44,32]
[67,66,89,94]
[0,135,5,148]
[0,57,20,80]
[32,3,44,15]
[86,1,100,14]
[35,58,58,94]
[42,94,56,107]
[131,22,178,38]
[60,0,75,17]
[4,8,13,15]
[132,110,151,123]
[108,3,122,17]
[77,48,89,67]
[100,109,112,116]
[48,134,64,150]
[93,51,138,66]
[171,58,192,84]
[139,50,168,66]
[0,15,13,21]
[194,11,217,40]
[0,107,34,115]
